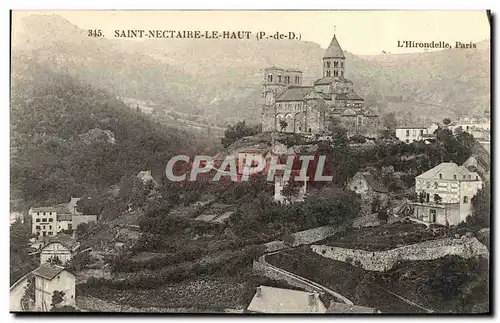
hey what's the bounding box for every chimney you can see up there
[256,287,262,298]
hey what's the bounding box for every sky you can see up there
[12,10,490,55]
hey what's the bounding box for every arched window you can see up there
[278,75,282,83]
[334,61,339,68]
[334,70,338,77]
[439,173,442,180]
[326,61,331,68]
[267,74,272,82]
[340,62,344,68]
[326,70,331,77]
[453,174,457,180]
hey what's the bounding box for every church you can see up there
[261,33,379,136]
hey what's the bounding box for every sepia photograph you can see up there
[9,10,491,314]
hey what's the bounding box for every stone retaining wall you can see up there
[311,237,488,272]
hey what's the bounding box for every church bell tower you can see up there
[323,32,346,78]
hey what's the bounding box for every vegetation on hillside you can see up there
[11,65,194,210]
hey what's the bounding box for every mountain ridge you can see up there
[13,14,490,126]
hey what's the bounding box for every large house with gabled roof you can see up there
[412,162,483,226]
[261,33,379,136]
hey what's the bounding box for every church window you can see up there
[278,75,282,82]
[267,74,272,82]
[326,61,331,68]
[334,61,339,68]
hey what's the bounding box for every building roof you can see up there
[416,162,481,181]
[342,108,357,116]
[43,233,79,250]
[396,126,429,130]
[363,108,377,117]
[247,286,326,313]
[285,68,302,73]
[357,172,389,193]
[304,91,329,100]
[32,263,67,280]
[30,207,58,213]
[276,86,313,102]
[264,66,284,71]
[323,34,345,59]
[327,302,378,314]
[336,91,364,101]
[57,213,72,221]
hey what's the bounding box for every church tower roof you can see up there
[323,34,345,59]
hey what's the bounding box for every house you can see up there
[40,234,80,265]
[348,171,389,214]
[395,123,438,143]
[32,263,76,311]
[137,170,160,187]
[327,301,380,314]
[235,146,272,174]
[246,286,327,313]
[412,162,483,226]
[30,197,98,239]
[30,207,58,238]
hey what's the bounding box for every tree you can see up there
[21,275,35,310]
[48,256,63,266]
[221,121,260,148]
[10,221,32,252]
[377,208,389,223]
[51,290,65,308]
[382,112,398,130]
[470,183,490,227]
[279,120,288,132]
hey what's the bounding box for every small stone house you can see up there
[348,172,389,214]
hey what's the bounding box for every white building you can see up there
[40,234,80,265]
[412,162,483,226]
[32,263,76,311]
[247,286,327,313]
[395,123,439,143]
[30,197,97,239]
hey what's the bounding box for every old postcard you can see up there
[10,10,490,314]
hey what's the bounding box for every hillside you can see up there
[10,61,195,211]
[13,14,490,126]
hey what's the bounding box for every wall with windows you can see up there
[31,211,58,237]
[34,270,75,311]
